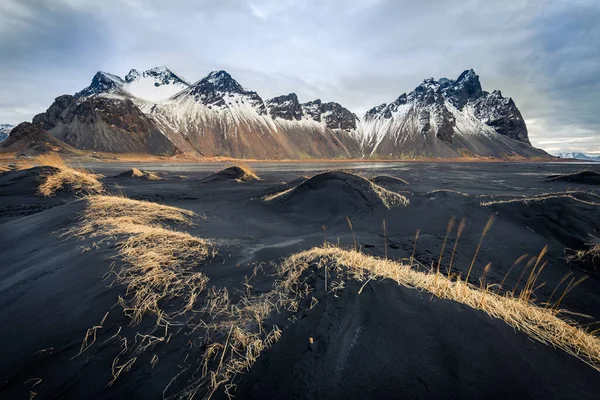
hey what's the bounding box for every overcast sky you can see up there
[1,0,598,154]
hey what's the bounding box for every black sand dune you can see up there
[200,166,259,183]
[0,167,70,223]
[2,161,600,399]
[112,168,163,180]
[264,171,406,220]
[232,272,600,400]
[482,193,600,252]
[546,170,600,184]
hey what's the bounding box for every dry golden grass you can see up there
[66,195,210,325]
[130,168,163,181]
[370,181,410,208]
[0,163,13,173]
[19,153,105,196]
[262,187,294,202]
[566,237,600,266]
[480,191,600,206]
[232,164,260,182]
[274,245,600,372]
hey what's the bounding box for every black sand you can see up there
[1,161,600,399]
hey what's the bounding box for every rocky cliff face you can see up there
[31,95,176,156]
[0,122,77,156]
[266,94,303,121]
[301,100,359,131]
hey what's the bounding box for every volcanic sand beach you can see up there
[1,160,600,399]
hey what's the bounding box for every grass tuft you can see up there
[65,195,210,325]
[27,153,104,196]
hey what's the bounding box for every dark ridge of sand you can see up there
[482,194,600,252]
[200,166,259,183]
[546,170,600,184]
[0,167,59,194]
[0,167,68,223]
[264,171,403,220]
[369,174,409,187]
[112,168,163,180]
[231,268,600,400]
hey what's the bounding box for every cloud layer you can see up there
[0,0,598,153]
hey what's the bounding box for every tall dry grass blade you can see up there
[383,220,388,260]
[521,246,548,301]
[513,256,537,295]
[554,275,589,310]
[448,218,466,279]
[437,217,456,275]
[546,272,573,308]
[465,215,495,283]
[498,253,529,294]
[411,229,420,265]
[346,216,357,252]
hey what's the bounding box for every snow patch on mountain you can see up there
[77,67,190,102]
[0,124,14,142]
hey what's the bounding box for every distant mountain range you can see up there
[554,152,600,162]
[1,67,550,159]
[0,124,14,143]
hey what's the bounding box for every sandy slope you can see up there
[1,162,600,398]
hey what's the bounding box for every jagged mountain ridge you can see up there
[360,69,544,158]
[5,66,549,159]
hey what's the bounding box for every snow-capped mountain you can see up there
[555,152,600,162]
[360,69,545,158]
[139,70,360,158]
[0,124,14,142]
[8,66,549,159]
[76,66,189,102]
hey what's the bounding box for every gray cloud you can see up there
[0,0,598,153]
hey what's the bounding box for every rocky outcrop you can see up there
[32,95,176,156]
[0,122,77,156]
[301,100,359,131]
[266,94,303,121]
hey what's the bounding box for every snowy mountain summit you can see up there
[76,66,189,102]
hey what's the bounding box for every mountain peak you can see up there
[76,71,124,97]
[266,93,302,121]
[444,69,483,108]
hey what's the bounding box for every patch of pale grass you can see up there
[26,153,104,196]
[232,164,260,182]
[262,187,294,202]
[370,182,409,208]
[65,195,210,325]
[131,168,162,181]
[276,246,600,372]
[0,164,13,173]
[567,237,600,266]
[480,191,600,207]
